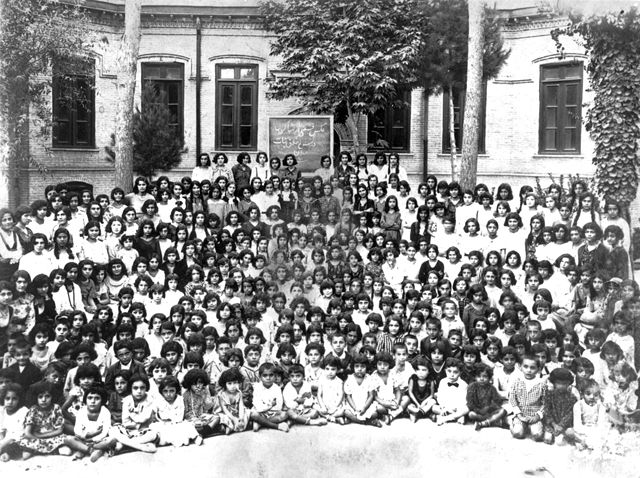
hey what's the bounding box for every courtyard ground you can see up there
[2,418,636,478]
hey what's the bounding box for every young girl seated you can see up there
[573,379,608,451]
[109,374,157,453]
[152,375,202,447]
[0,383,28,462]
[283,364,327,427]
[216,368,251,433]
[64,386,117,462]
[466,363,505,430]
[182,368,220,437]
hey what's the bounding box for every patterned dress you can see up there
[19,404,65,454]
[215,390,249,432]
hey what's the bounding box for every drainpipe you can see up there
[196,16,202,157]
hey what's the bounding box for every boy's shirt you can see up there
[252,382,283,413]
[324,350,353,381]
[8,361,42,391]
[508,375,546,418]
[436,377,468,411]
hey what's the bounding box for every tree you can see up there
[460,0,484,191]
[0,0,90,208]
[114,0,141,192]
[106,83,186,178]
[260,0,424,154]
[417,0,509,185]
[552,8,640,221]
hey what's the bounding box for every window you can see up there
[367,92,411,151]
[141,63,184,139]
[216,65,258,150]
[539,63,582,154]
[52,65,95,148]
[442,85,486,154]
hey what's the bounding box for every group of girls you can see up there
[0,150,639,463]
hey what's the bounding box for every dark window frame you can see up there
[141,62,185,140]
[442,83,486,154]
[215,64,259,151]
[52,66,96,149]
[367,91,411,152]
[539,62,583,155]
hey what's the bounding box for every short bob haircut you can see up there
[181,368,210,389]
[504,212,523,228]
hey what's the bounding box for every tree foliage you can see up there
[417,0,510,96]
[0,0,91,207]
[106,83,185,179]
[260,0,424,152]
[552,8,640,214]
[132,83,186,178]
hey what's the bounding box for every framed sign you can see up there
[268,115,333,173]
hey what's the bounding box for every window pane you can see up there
[240,106,253,125]
[565,106,578,127]
[219,68,235,79]
[545,85,558,106]
[143,66,160,79]
[240,85,253,105]
[221,126,234,145]
[76,122,89,144]
[565,84,578,105]
[168,105,179,125]
[545,108,557,128]
[566,65,582,79]
[222,86,234,105]
[564,128,577,150]
[165,66,182,80]
[239,126,252,146]
[240,68,256,79]
[545,130,556,150]
[392,128,404,148]
[221,106,233,125]
[54,122,70,144]
[168,83,179,104]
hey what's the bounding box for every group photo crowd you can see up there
[0,149,638,463]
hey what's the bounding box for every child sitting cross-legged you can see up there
[432,358,469,425]
[250,362,289,432]
[466,363,506,430]
[315,356,346,424]
[343,354,381,427]
[283,363,327,427]
[63,386,117,462]
[407,356,435,423]
[151,375,202,447]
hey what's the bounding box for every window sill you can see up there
[50,147,100,152]
[532,154,584,159]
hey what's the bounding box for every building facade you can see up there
[21,0,595,204]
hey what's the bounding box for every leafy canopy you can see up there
[260,0,424,115]
[417,0,510,94]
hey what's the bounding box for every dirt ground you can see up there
[2,419,636,478]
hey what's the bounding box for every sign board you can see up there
[268,115,333,173]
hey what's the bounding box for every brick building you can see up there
[20,0,596,204]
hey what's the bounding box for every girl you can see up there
[281,154,301,185]
[572,192,600,229]
[182,369,219,437]
[380,195,402,242]
[110,374,157,453]
[216,368,250,434]
[573,379,608,451]
[19,381,67,459]
[251,151,272,185]
[77,221,109,266]
[0,383,28,461]
[152,376,201,447]
[104,216,125,261]
[376,315,405,354]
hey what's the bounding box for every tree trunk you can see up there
[0,0,11,209]
[345,102,361,155]
[114,0,141,192]
[460,0,484,191]
[448,84,461,182]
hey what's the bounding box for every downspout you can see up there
[196,16,202,157]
